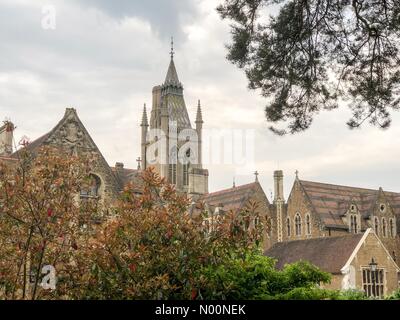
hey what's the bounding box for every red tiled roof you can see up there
[265,234,364,273]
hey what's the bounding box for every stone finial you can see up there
[196,99,203,124]
[141,104,148,127]
[170,36,174,60]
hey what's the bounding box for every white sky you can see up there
[1,0,400,200]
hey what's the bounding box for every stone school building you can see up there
[1,52,400,297]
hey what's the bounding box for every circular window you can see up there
[351,205,356,211]
[380,204,386,212]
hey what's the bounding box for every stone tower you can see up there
[141,41,208,197]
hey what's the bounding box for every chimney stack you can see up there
[0,121,14,156]
[273,170,284,202]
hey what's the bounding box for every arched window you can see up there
[295,213,302,236]
[382,218,387,237]
[287,218,291,237]
[374,217,379,236]
[350,215,358,234]
[306,214,311,235]
[80,174,101,199]
[389,219,395,238]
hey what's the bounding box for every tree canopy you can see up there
[218,0,400,134]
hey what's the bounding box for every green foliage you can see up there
[200,255,332,300]
[218,0,400,134]
[336,289,368,300]
[386,289,400,300]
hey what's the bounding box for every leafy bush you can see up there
[386,289,400,300]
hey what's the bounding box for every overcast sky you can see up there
[1,0,400,200]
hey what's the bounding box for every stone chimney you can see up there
[115,162,124,170]
[274,170,284,202]
[0,121,14,156]
[274,170,285,243]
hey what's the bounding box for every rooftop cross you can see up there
[254,171,259,182]
[136,157,141,170]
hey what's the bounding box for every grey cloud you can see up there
[72,0,198,41]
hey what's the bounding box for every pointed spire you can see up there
[164,59,181,86]
[295,170,299,180]
[196,99,203,124]
[141,103,148,127]
[164,37,181,87]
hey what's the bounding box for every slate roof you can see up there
[11,132,51,159]
[196,182,264,214]
[164,58,181,87]
[265,234,364,274]
[111,167,144,192]
[298,180,400,228]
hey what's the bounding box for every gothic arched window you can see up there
[287,218,291,237]
[382,218,387,237]
[374,217,379,235]
[183,149,191,186]
[306,214,311,235]
[389,219,395,238]
[295,213,302,236]
[350,215,358,234]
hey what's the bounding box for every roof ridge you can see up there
[273,233,364,246]
[205,182,258,197]
[300,179,387,194]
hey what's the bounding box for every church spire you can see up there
[141,104,148,127]
[164,37,181,87]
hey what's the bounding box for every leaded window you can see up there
[362,268,385,298]
[295,213,302,236]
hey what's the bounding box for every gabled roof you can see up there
[265,233,364,274]
[10,108,121,194]
[298,180,400,228]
